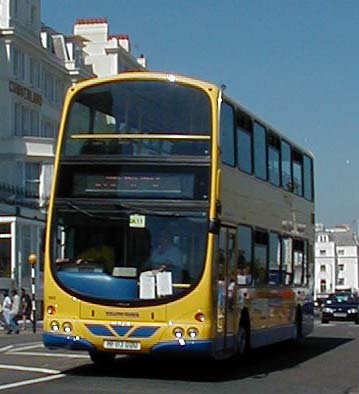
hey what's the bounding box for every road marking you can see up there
[8,351,89,358]
[7,343,43,352]
[0,364,60,374]
[0,345,13,353]
[0,374,65,391]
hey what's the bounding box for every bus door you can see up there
[216,227,237,352]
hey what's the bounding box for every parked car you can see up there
[321,292,359,324]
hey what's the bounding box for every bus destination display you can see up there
[73,172,194,199]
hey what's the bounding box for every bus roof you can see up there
[67,71,314,159]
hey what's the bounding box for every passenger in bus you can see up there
[145,230,183,282]
[237,265,252,285]
[77,233,115,274]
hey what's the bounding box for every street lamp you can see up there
[28,253,37,333]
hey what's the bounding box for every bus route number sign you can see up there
[129,214,146,228]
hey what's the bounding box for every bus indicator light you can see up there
[47,305,56,315]
[195,312,205,322]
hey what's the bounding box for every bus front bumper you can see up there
[43,333,96,351]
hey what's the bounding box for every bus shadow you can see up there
[65,336,351,382]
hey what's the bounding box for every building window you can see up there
[320,279,326,293]
[41,118,56,138]
[320,250,326,256]
[337,278,345,286]
[337,249,344,256]
[338,264,344,271]
[320,264,326,272]
[12,47,25,80]
[25,163,41,197]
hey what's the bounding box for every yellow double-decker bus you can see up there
[43,72,315,363]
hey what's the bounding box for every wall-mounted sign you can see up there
[9,80,42,106]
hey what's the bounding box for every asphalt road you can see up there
[0,320,358,394]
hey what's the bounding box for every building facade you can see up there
[0,0,146,297]
[315,224,359,298]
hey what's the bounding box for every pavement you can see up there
[0,320,43,336]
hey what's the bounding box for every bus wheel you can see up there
[237,321,250,356]
[89,351,115,366]
[294,308,303,344]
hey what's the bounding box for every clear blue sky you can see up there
[42,0,359,228]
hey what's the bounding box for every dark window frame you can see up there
[268,231,282,285]
[267,131,281,187]
[253,121,268,181]
[220,101,236,167]
[253,228,269,286]
[236,109,253,174]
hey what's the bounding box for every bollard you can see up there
[28,254,37,333]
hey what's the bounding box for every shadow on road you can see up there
[65,336,351,382]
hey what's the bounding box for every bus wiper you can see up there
[116,202,202,217]
[66,201,94,217]
[66,201,128,222]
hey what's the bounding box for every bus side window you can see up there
[253,231,268,286]
[293,239,305,286]
[281,140,292,192]
[282,237,293,285]
[237,225,252,285]
[236,110,253,174]
[269,232,282,285]
[292,150,303,197]
[220,101,235,166]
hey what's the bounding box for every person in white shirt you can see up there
[1,290,11,329]
[8,289,20,334]
[146,230,182,282]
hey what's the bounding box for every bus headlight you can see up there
[187,327,198,338]
[173,327,184,338]
[50,321,60,332]
[62,322,73,333]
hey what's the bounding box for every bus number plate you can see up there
[103,340,141,351]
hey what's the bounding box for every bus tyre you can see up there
[294,308,303,344]
[89,350,115,366]
[237,324,250,356]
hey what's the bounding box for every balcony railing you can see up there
[0,182,49,210]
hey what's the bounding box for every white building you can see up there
[315,224,359,298]
[73,17,146,77]
[0,0,146,296]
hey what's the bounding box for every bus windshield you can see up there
[52,205,208,304]
[63,80,211,157]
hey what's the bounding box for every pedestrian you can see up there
[7,289,20,334]
[1,290,11,330]
[21,288,31,331]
